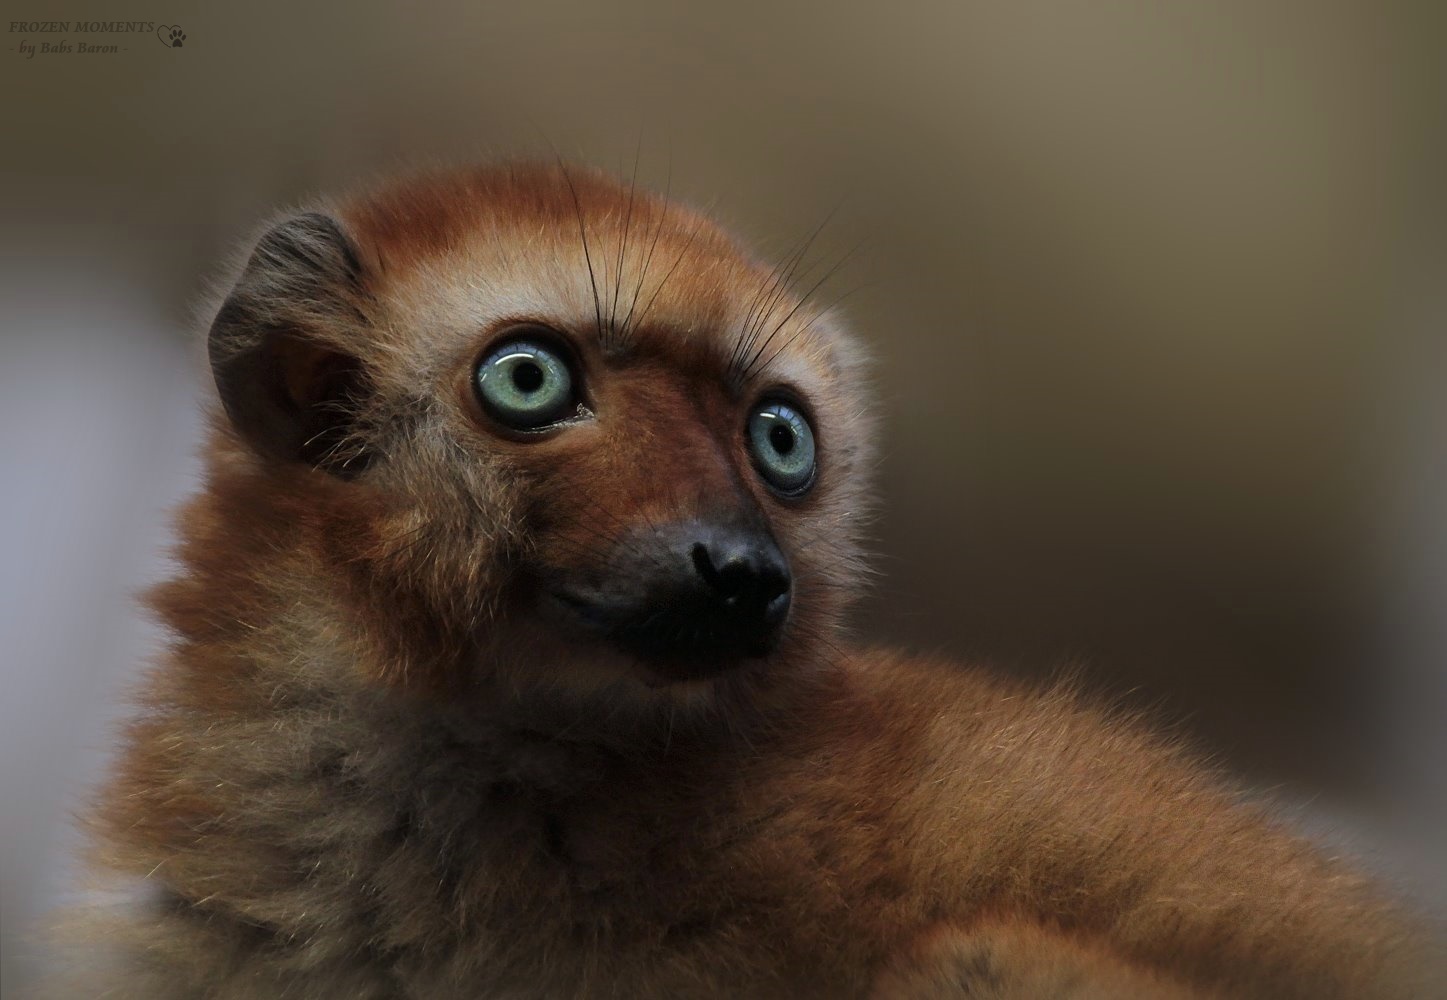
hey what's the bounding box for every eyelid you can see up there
[753,386,816,424]
[479,323,584,370]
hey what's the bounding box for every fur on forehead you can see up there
[319,161,864,406]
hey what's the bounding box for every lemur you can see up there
[50,162,1435,998]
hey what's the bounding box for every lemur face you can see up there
[208,164,873,695]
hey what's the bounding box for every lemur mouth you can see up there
[542,587,786,682]
[532,518,793,682]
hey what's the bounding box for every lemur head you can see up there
[205,162,873,705]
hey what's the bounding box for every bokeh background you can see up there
[2,2,1443,992]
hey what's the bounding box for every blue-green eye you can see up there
[748,399,817,495]
[474,336,578,430]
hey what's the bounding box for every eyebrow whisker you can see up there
[731,218,822,382]
[629,211,710,339]
[729,200,844,388]
[741,236,863,382]
[619,152,672,341]
[609,135,643,350]
[754,276,874,378]
[553,155,606,345]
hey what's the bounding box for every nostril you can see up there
[757,568,790,603]
[693,541,755,599]
[713,559,755,600]
[692,546,745,593]
[691,538,792,612]
[691,543,719,589]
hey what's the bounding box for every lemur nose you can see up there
[690,535,792,629]
[591,520,794,672]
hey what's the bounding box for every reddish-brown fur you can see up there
[49,163,1436,997]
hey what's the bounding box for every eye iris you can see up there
[749,401,817,496]
[474,337,576,430]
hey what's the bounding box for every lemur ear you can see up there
[208,212,373,476]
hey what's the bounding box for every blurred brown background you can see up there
[2,2,1443,992]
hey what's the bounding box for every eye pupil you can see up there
[769,423,795,454]
[512,361,544,393]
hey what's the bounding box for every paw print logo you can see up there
[155,24,187,49]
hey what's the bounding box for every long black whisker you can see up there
[620,158,672,340]
[731,222,822,381]
[753,275,873,376]
[609,135,643,349]
[630,211,711,335]
[554,155,605,342]
[741,237,864,381]
[730,200,845,385]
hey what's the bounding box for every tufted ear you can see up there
[208,212,373,475]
